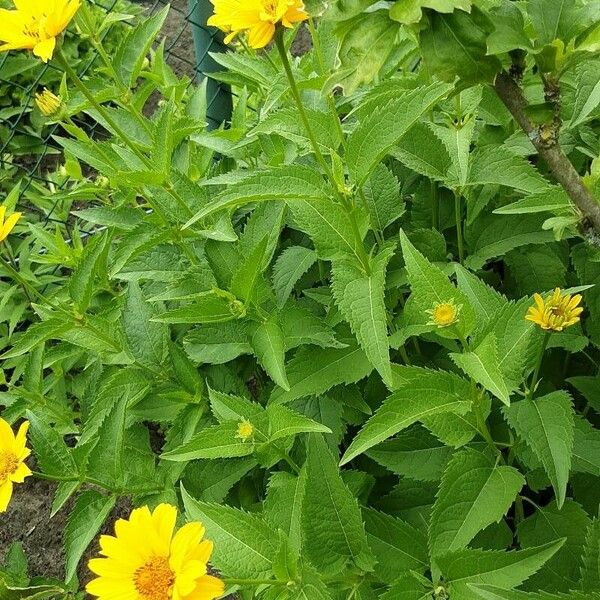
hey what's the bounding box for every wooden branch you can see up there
[493,70,600,232]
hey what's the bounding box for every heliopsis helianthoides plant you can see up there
[526,288,584,332]
[207,0,308,48]
[0,205,22,243]
[0,0,81,62]
[0,418,31,512]
[86,504,224,600]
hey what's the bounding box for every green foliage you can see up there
[2,0,600,597]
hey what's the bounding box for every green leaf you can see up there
[113,6,169,87]
[184,166,332,227]
[182,487,279,579]
[230,236,269,305]
[287,197,368,264]
[569,58,600,128]
[347,81,453,186]
[281,305,345,350]
[468,585,599,599]
[400,230,475,337]
[69,231,110,313]
[504,391,575,508]
[438,540,565,592]
[366,425,453,481]
[272,246,317,308]
[161,421,255,461]
[363,508,428,583]
[390,0,471,25]
[494,187,572,215]
[302,435,375,575]
[266,405,331,442]
[451,333,512,405]
[153,292,242,324]
[420,8,501,84]
[251,317,290,391]
[362,164,405,233]
[486,1,534,55]
[468,146,551,194]
[582,520,600,592]
[64,491,115,582]
[527,0,599,46]
[264,470,307,553]
[572,416,600,477]
[331,243,395,387]
[184,322,252,364]
[341,369,472,464]
[517,500,591,592]
[122,282,168,369]
[26,411,77,478]
[269,341,372,405]
[429,448,525,558]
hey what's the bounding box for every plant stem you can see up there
[55,50,154,170]
[454,191,464,263]
[274,31,334,183]
[494,71,600,232]
[224,578,285,587]
[274,29,370,273]
[527,332,551,400]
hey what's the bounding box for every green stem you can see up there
[275,29,370,273]
[274,31,334,183]
[454,191,464,264]
[307,17,345,150]
[527,332,551,400]
[224,578,285,587]
[55,50,153,170]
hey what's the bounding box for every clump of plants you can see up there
[1,0,600,599]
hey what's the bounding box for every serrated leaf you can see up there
[267,405,331,442]
[517,500,591,592]
[184,166,332,227]
[122,282,168,369]
[452,333,512,405]
[251,317,290,391]
[64,490,115,582]
[347,81,453,186]
[363,508,428,583]
[390,0,471,25]
[362,164,405,233]
[429,448,524,558]
[182,487,279,579]
[303,434,375,575]
[572,416,600,477]
[341,369,472,464]
[439,540,565,591]
[569,58,600,128]
[184,322,252,364]
[269,341,372,405]
[26,411,77,478]
[504,391,575,508]
[581,519,600,591]
[400,230,475,337]
[272,246,317,308]
[331,243,395,387]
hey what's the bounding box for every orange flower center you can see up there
[134,556,174,600]
[0,451,19,483]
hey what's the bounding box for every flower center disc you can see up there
[0,451,19,483]
[134,556,174,600]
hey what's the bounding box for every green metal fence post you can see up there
[188,0,232,130]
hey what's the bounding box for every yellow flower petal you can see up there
[0,480,13,512]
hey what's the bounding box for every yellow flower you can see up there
[0,205,22,243]
[526,288,584,332]
[208,0,308,49]
[426,300,461,328]
[0,418,31,513]
[87,504,224,600]
[35,88,63,117]
[236,419,254,441]
[0,0,81,63]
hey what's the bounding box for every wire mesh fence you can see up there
[0,0,231,219]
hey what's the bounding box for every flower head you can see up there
[427,300,461,328]
[0,0,81,63]
[208,0,308,49]
[35,88,63,118]
[0,205,22,243]
[526,288,583,332]
[236,419,254,442]
[0,418,31,513]
[87,504,224,600]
